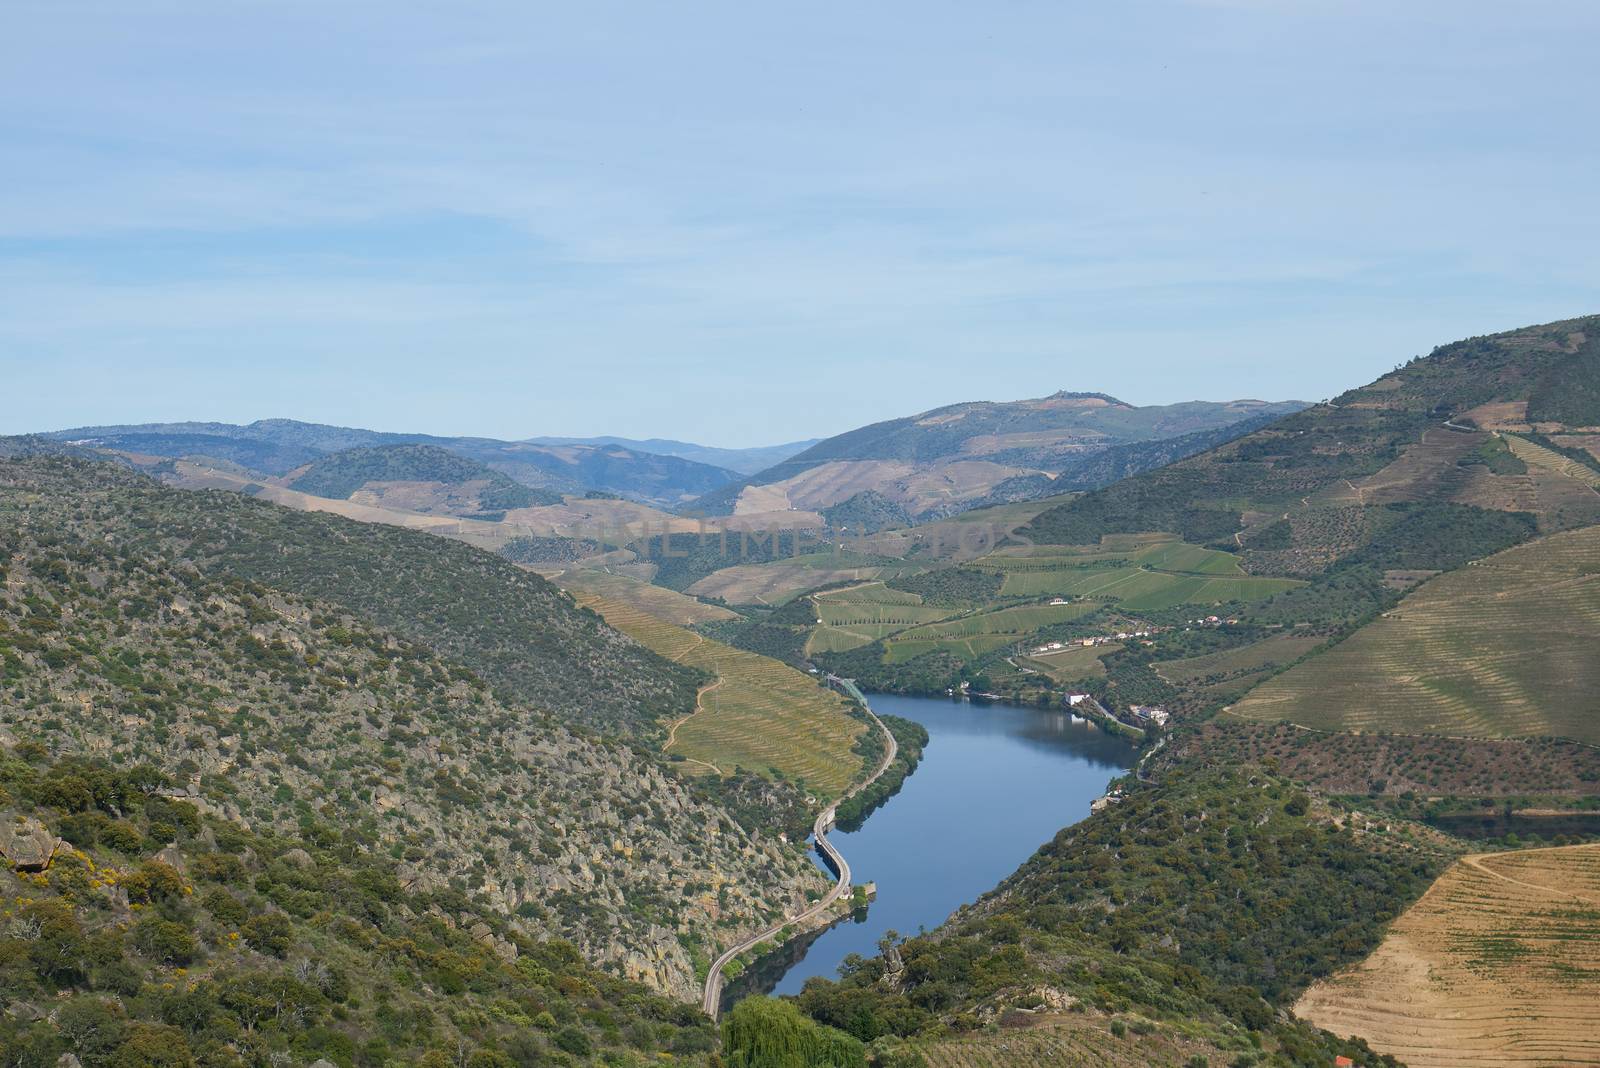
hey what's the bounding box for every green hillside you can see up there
[1229,524,1600,743]
[0,457,827,1001]
[1023,316,1600,568]
[1,455,703,738]
[288,443,561,509]
[0,746,720,1067]
[794,768,1440,1067]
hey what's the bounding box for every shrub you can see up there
[133,917,198,966]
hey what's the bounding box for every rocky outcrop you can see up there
[0,814,60,872]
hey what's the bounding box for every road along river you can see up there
[727,692,1136,1005]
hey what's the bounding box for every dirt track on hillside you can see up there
[1296,843,1600,1067]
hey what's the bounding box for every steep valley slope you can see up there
[0,455,830,1001]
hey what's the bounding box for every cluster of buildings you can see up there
[1029,628,1157,657]
[1188,615,1238,626]
[1090,787,1126,813]
[1129,705,1170,727]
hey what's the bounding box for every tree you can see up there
[722,997,865,1068]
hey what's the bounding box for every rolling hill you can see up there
[688,394,1307,522]
[286,443,564,517]
[45,418,743,507]
[526,435,821,476]
[0,453,705,738]
[1022,315,1600,565]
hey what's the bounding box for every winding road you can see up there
[700,678,898,1018]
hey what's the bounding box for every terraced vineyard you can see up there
[910,1014,1235,1068]
[1296,844,1600,1068]
[980,538,1304,607]
[808,589,951,654]
[570,592,866,796]
[1153,632,1328,703]
[1229,524,1600,743]
[1505,432,1600,487]
[555,566,740,625]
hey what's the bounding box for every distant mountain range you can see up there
[689,393,1309,522]
[42,397,1305,525]
[45,419,742,509]
[524,435,820,475]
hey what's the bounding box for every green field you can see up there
[806,584,953,654]
[807,622,911,655]
[814,600,950,627]
[814,581,927,606]
[1229,525,1600,743]
[1023,641,1120,682]
[881,601,1099,662]
[980,538,1303,607]
[884,635,1017,663]
[571,592,866,796]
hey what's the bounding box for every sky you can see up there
[3,1,1598,447]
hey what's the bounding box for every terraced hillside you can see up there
[691,393,1305,522]
[553,567,739,627]
[1297,844,1600,1068]
[565,592,867,798]
[1229,524,1600,743]
[1022,317,1600,577]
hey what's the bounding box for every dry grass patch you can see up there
[554,568,737,626]
[570,593,865,798]
[1297,843,1600,1068]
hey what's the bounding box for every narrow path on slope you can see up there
[660,631,726,773]
[1462,847,1600,908]
[665,657,725,774]
[701,680,897,1018]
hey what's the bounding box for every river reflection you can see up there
[755,693,1136,998]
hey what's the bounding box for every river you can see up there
[751,692,1137,999]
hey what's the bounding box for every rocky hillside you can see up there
[1,454,703,739]
[0,745,722,1067]
[0,455,829,1000]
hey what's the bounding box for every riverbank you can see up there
[765,693,1137,998]
[699,685,899,1018]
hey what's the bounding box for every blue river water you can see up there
[768,692,1136,996]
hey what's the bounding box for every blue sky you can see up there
[3,1,1597,447]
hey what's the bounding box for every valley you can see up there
[6,313,1600,1068]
